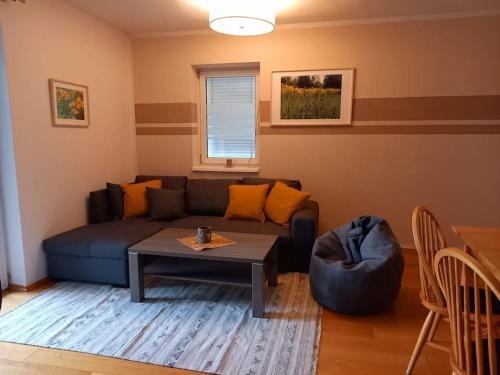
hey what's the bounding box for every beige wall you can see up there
[133,16,500,101]
[133,15,500,246]
[0,0,137,285]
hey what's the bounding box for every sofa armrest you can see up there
[290,200,319,273]
[88,189,113,224]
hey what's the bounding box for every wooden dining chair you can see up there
[434,247,500,375]
[406,206,449,374]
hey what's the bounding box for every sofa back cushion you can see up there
[135,175,188,190]
[147,187,186,221]
[242,177,302,192]
[186,178,240,216]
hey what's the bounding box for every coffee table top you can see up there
[129,228,278,263]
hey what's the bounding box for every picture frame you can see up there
[49,79,89,127]
[271,68,354,126]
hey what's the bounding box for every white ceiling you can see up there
[64,0,500,36]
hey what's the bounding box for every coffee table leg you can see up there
[252,263,265,318]
[268,247,278,287]
[129,252,144,303]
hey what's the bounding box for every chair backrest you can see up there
[434,247,500,375]
[412,206,447,308]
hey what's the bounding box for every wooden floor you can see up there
[0,251,450,375]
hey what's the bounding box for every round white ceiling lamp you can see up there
[208,0,276,36]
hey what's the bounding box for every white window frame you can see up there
[196,69,260,171]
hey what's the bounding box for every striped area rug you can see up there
[0,273,321,375]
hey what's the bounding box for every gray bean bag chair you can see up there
[309,216,404,315]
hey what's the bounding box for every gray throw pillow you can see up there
[147,187,186,221]
[106,182,124,220]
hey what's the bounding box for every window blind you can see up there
[206,76,256,159]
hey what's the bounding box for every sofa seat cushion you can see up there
[43,218,168,260]
[166,215,291,249]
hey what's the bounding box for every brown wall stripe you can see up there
[136,127,197,135]
[258,95,500,122]
[352,95,500,121]
[135,103,197,124]
[136,95,500,133]
[259,100,270,123]
[259,124,500,135]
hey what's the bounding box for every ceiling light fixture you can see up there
[208,0,276,36]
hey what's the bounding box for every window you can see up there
[197,69,259,171]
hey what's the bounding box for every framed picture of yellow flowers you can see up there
[271,69,354,126]
[49,79,89,127]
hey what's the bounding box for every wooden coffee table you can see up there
[128,228,279,318]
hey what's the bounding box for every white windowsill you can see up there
[192,165,260,173]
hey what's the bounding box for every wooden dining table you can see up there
[452,225,500,282]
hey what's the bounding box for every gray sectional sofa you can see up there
[43,176,319,286]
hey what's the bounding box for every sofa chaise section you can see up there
[44,218,168,286]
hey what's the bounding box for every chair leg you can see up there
[426,312,442,342]
[406,311,435,375]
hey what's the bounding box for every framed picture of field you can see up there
[49,79,89,127]
[271,69,354,126]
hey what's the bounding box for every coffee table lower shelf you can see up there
[144,257,253,287]
[129,254,278,318]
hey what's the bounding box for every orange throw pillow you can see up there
[265,181,311,225]
[224,184,269,222]
[121,179,161,219]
